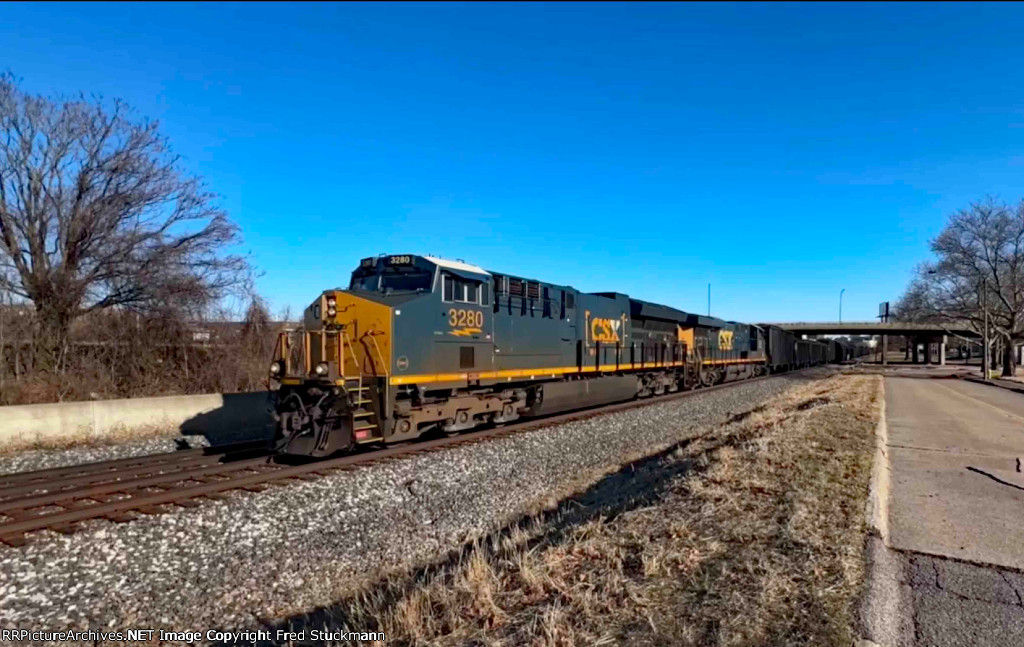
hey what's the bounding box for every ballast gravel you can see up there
[0,371,828,641]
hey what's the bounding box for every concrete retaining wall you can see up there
[0,391,274,450]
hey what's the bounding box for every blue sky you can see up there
[3,2,1023,322]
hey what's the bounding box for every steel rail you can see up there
[0,453,240,502]
[0,439,266,486]
[0,456,278,515]
[0,440,269,499]
[0,449,213,488]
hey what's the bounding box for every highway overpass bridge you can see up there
[769,321,978,337]
[766,321,980,365]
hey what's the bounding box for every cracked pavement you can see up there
[879,377,1024,646]
[903,552,1024,646]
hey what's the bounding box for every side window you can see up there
[442,275,454,302]
[442,273,479,304]
[566,292,575,310]
[480,283,489,307]
[454,279,477,304]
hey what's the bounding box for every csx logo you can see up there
[719,330,734,350]
[591,317,622,343]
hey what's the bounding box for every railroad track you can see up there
[0,439,268,493]
[0,440,270,546]
[0,371,813,547]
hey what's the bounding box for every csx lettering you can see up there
[591,317,621,343]
[449,309,484,328]
[718,330,734,350]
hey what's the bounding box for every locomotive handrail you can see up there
[273,333,286,372]
[320,331,327,371]
[304,331,312,377]
[341,330,366,432]
[281,333,291,375]
[341,329,360,380]
[335,329,342,377]
[366,332,389,427]
[366,332,388,381]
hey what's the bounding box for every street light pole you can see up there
[839,288,845,323]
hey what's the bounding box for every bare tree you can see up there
[896,198,1024,375]
[0,72,248,369]
[239,293,275,391]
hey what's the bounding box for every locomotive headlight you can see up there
[326,296,337,317]
[269,360,284,377]
[315,362,329,377]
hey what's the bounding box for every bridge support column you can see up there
[881,335,888,365]
[940,336,946,366]
[924,341,932,364]
[912,338,920,364]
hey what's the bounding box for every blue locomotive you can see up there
[269,254,836,456]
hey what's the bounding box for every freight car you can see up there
[797,338,831,367]
[762,324,796,373]
[827,339,845,363]
[269,255,830,457]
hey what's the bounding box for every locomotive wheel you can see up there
[699,367,715,388]
[441,409,478,436]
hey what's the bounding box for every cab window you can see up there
[380,269,432,292]
[349,273,380,291]
[350,266,431,292]
[442,274,479,304]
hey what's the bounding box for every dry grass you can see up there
[285,373,881,647]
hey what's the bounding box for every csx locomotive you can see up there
[268,254,850,457]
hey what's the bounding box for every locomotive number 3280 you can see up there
[449,309,484,328]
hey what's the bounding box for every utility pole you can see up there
[839,288,845,323]
[982,276,989,381]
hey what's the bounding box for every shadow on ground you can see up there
[178,391,275,447]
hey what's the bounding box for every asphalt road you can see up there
[884,377,1024,646]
